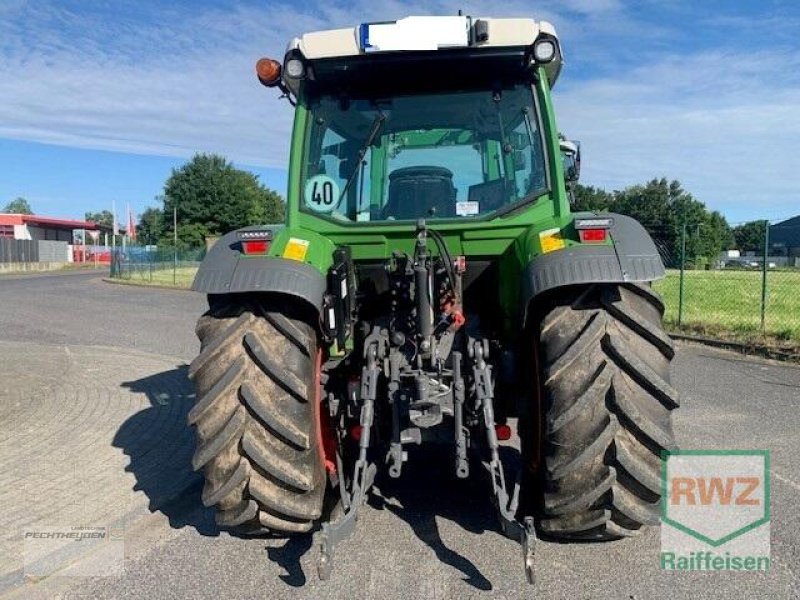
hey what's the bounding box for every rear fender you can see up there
[192,225,328,313]
[521,213,665,325]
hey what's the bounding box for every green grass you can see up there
[111,266,198,289]
[652,269,800,345]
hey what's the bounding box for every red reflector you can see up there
[242,240,270,255]
[349,424,362,442]
[495,424,512,441]
[579,228,607,243]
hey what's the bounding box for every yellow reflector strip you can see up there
[283,238,310,261]
[539,228,566,254]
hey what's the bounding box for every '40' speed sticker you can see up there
[304,175,340,213]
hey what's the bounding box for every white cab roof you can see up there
[286,16,562,85]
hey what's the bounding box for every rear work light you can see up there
[238,229,273,240]
[284,57,305,79]
[533,39,556,63]
[574,217,614,229]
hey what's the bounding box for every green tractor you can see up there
[187,15,678,582]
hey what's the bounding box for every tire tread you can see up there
[531,283,677,541]
[188,297,324,535]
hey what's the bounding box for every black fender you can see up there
[191,227,326,313]
[522,213,665,324]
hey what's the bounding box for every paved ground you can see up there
[0,270,204,360]
[0,341,196,588]
[0,271,798,599]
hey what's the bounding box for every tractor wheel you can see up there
[531,283,679,540]
[187,296,326,535]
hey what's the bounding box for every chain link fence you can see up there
[106,218,800,354]
[650,218,800,353]
[109,245,205,287]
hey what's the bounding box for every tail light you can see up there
[241,240,270,255]
[575,217,613,244]
[237,229,273,255]
[578,228,607,243]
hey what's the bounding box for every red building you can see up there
[0,213,114,264]
[0,213,105,241]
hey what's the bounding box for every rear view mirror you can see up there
[560,139,581,183]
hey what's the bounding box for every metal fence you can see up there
[0,239,71,263]
[38,240,71,262]
[109,245,205,286]
[0,239,38,262]
[649,219,800,350]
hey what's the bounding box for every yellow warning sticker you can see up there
[539,228,566,254]
[283,237,310,262]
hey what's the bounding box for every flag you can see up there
[112,200,118,236]
[128,204,137,241]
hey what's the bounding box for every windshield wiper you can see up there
[338,111,386,203]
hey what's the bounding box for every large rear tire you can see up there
[188,296,326,535]
[530,283,679,540]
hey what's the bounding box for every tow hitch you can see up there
[316,337,537,585]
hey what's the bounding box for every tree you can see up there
[262,187,285,224]
[573,184,614,212]
[575,178,734,268]
[699,210,736,259]
[160,154,285,247]
[612,178,687,266]
[732,220,768,253]
[85,210,114,228]
[137,206,164,244]
[3,197,33,214]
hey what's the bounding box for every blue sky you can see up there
[1,0,799,224]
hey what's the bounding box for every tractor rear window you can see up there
[301,85,548,223]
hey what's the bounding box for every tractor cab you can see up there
[257,16,564,229]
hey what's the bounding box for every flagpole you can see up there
[173,205,178,285]
[112,200,117,276]
[112,200,117,251]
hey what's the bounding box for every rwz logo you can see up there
[670,476,760,507]
[660,450,770,571]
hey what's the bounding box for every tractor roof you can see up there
[285,16,562,89]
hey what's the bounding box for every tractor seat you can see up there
[383,166,457,220]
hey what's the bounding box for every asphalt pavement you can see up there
[0,270,204,360]
[0,271,798,599]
